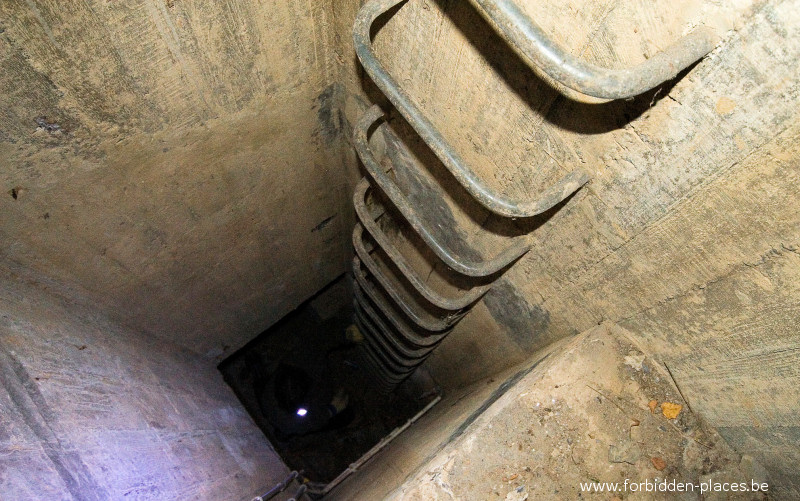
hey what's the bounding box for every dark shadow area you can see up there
[218,275,433,484]
[361,0,695,139]
[543,65,696,134]
[434,0,691,133]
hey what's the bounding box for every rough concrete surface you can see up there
[0,0,358,357]
[329,343,564,501]
[0,265,289,500]
[388,325,769,500]
[340,0,800,493]
[0,0,798,498]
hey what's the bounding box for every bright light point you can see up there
[296,408,308,417]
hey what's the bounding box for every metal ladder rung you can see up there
[350,0,719,390]
[467,0,720,100]
[354,5,590,218]
[354,224,460,332]
[354,179,491,309]
[353,257,450,348]
[358,339,415,381]
[354,299,433,364]
[358,346,406,391]
[355,312,421,374]
[354,289,440,361]
[354,110,531,276]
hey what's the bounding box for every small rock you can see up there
[624,353,645,370]
[661,402,683,419]
[648,400,658,413]
[609,441,640,464]
[651,457,667,471]
[505,487,528,501]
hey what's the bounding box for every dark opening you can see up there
[218,274,436,484]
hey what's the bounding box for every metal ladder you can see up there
[350,0,718,391]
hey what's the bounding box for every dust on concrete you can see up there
[391,323,768,500]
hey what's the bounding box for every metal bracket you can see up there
[354,223,464,331]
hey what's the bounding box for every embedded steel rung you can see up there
[354,299,430,367]
[358,347,401,392]
[354,3,590,218]
[359,339,412,383]
[353,256,449,348]
[355,303,427,367]
[353,223,461,332]
[354,178,491,309]
[359,338,407,380]
[356,311,420,374]
[354,284,441,361]
[353,109,531,276]
[467,0,720,100]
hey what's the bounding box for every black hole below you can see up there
[218,274,435,484]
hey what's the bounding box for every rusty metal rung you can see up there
[349,0,719,391]
[353,291,437,361]
[354,179,491,309]
[354,111,531,277]
[353,256,449,348]
[358,336,413,381]
[358,346,405,391]
[356,309,419,371]
[355,316,424,388]
[358,333,406,378]
[353,224,461,332]
[354,3,590,218]
[354,299,431,365]
[467,0,720,101]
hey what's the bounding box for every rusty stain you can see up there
[715,96,737,114]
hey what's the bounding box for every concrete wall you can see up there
[0,2,360,497]
[362,325,772,500]
[0,0,358,358]
[329,343,559,501]
[0,263,289,500]
[337,0,800,494]
[1,0,798,497]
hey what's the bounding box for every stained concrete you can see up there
[0,264,289,500]
[0,0,358,358]
[1,0,799,498]
[365,325,768,500]
[337,0,800,494]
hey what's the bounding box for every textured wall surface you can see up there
[0,264,289,500]
[356,325,768,500]
[339,0,800,493]
[329,341,559,501]
[0,0,357,357]
[1,0,798,497]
